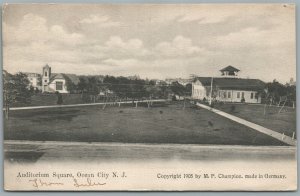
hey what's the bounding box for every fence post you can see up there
[281,132,285,140]
[293,101,295,109]
[5,106,9,119]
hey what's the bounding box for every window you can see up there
[242,92,245,98]
[44,80,47,82]
[228,91,231,98]
[45,71,47,77]
[237,92,240,98]
[56,82,63,91]
[255,93,258,99]
[223,91,227,98]
[251,92,254,99]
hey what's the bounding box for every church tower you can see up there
[42,64,51,92]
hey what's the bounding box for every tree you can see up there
[285,83,296,107]
[3,71,14,118]
[87,76,101,102]
[265,80,288,104]
[77,77,88,97]
[170,81,186,99]
[63,74,77,93]
[185,83,192,96]
[3,72,33,118]
[145,84,160,98]
[103,76,147,99]
[37,74,42,86]
[264,79,296,107]
[130,79,147,99]
[11,72,32,103]
[158,82,170,99]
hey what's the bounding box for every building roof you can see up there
[194,77,265,91]
[49,73,80,85]
[220,65,240,72]
[63,74,80,85]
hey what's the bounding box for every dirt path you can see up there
[4,140,296,163]
[5,99,167,111]
[195,103,296,146]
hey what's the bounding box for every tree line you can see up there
[264,79,296,106]
[3,71,192,107]
[3,71,296,108]
[70,75,192,101]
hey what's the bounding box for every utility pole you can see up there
[209,77,213,106]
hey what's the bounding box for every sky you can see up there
[2,4,296,83]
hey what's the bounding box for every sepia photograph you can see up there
[2,3,297,191]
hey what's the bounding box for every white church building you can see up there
[42,64,79,93]
[191,66,265,103]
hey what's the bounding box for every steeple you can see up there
[42,64,51,92]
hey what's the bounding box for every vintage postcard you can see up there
[2,4,297,191]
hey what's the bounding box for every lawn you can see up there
[11,93,159,107]
[212,103,296,138]
[4,102,287,146]
[11,94,85,107]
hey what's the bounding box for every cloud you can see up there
[3,5,295,83]
[3,13,85,47]
[177,9,235,24]
[102,36,151,58]
[106,36,142,49]
[79,14,119,27]
[214,27,293,50]
[3,13,89,73]
[100,56,207,79]
[155,35,204,57]
[49,25,84,46]
[102,58,140,67]
[3,13,48,44]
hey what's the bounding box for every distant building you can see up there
[155,80,167,86]
[192,66,265,103]
[165,78,191,86]
[127,75,140,80]
[42,64,79,93]
[24,72,41,90]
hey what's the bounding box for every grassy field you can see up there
[212,103,296,138]
[11,94,85,107]
[11,93,156,107]
[4,102,286,146]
